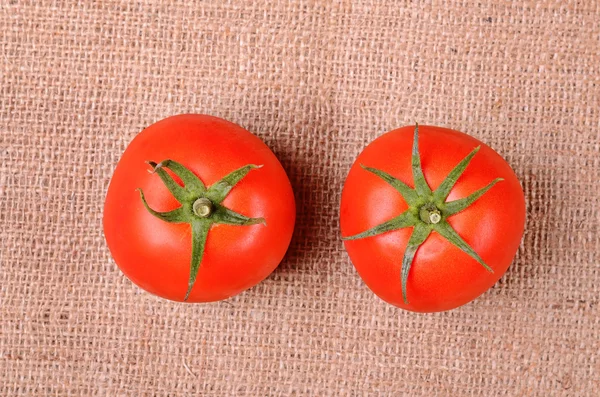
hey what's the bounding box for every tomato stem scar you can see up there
[193,198,214,218]
[419,203,442,224]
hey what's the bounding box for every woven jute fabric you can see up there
[1,1,599,396]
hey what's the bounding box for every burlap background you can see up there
[1,1,599,396]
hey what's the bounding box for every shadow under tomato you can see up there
[491,165,558,298]
[234,100,350,282]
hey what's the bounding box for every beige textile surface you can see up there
[1,0,599,395]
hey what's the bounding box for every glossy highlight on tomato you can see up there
[340,125,525,312]
[103,114,296,302]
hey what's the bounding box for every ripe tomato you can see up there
[104,114,296,302]
[340,125,525,312]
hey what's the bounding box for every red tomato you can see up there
[340,125,525,312]
[104,114,295,302]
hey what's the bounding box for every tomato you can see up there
[340,125,525,312]
[103,114,296,302]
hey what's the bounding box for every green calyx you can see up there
[342,124,502,304]
[138,160,265,301]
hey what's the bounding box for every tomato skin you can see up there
[103,114,296,302]
[340,125,526,312]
